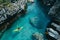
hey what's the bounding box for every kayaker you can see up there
[13,27,23,32]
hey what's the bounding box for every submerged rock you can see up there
[29,17,43,29]
[32,32,44,40]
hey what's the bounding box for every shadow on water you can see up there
[20,11,27,18]
[36,0,51,20]
[0,32,5,39]
[31,35,36,40]
[36,0,51,12]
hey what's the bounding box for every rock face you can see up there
[0,0,27,24]
[41,0,56,6]
[45,22,60,40]
[0,0,28,32]
[45,1,60,40]
[48,1,60,22]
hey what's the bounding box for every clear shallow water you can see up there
[1,0,50,40]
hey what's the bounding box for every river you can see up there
[1,0,50,40]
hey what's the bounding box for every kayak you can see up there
[13,27,23,32]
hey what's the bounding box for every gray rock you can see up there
[32,32,44,40]
[47,28,60,39]
[48,1,60,22]
[51,22,60,31]
[0,0,28,24]
[42,0,56,6]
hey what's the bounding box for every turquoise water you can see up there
[1,0,50,40]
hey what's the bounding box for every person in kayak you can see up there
[13,27,23,32]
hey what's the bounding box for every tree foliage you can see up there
[0,0,11,4]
